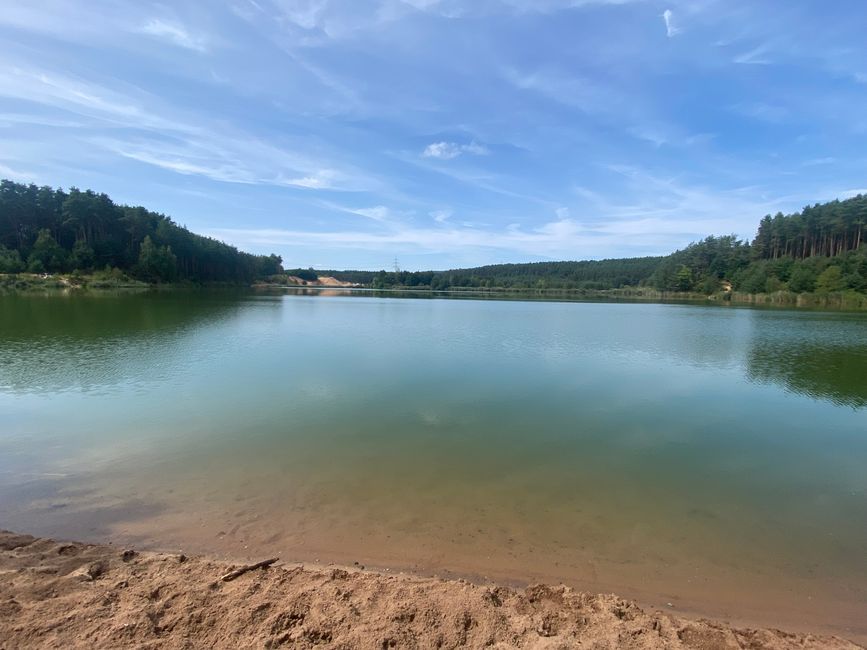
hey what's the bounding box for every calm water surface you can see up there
[1,291,865,639]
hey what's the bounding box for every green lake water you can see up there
[1,290,865,638]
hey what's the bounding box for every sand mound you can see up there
[284,275,356,287]
[0,531,859,649]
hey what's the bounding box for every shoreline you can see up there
[20,511,866,645]
[1,531,862,649]
[254,284,867,311]
[5,272,867,312]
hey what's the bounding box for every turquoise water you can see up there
[1,291,865,637]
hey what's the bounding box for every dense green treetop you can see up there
[0,180,282,283]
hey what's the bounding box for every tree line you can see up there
[4,177,864,295]
[325,193,867,296]
[648,194,867,294]
[0,180,282,283]
[324,257,664,291]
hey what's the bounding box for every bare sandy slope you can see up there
[0,531,860,649]
[285,275,357,287]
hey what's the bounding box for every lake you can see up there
[1,290,865,639]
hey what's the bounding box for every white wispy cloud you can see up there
[503,64,702,154]
[399,0,445,9]
[281,170,339,189]
[205,221,611,259]
[138,19,208,52]
[733,45,773,65]
[405,153,555,206]
[110,147,239,180]
[0,65,190,133]
[628,126,668,147]
[0,162,37,182]
[449,0,645,16]
[502,67,611,114]
[252,0,405,42]
[0,113,84,128]
[422,140,490,160]
[206,165,815,263]
[595,163,812,240]
[204,213,730,262]
[461,141,490,155]
[0,2,120,41]
[422,142,462,160]
[349,205,391,220]
[318,201,396,221]
[99,137,364,191]
[0,63,373,192]
[258,0,646,39]
[430,209,452,222]
[278,0,329,30]
[662,9,679,38]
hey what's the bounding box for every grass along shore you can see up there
[0,272,252,292]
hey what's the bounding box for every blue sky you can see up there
[1,1,866,270]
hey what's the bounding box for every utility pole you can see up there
[393,257,401,274]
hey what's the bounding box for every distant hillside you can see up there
[324,194,867,297]
[322,256,664,291]
[0,180,282,283]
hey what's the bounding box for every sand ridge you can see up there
[0,531,860,649]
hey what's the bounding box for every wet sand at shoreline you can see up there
[1,530,862,649]
[5,455,866,644]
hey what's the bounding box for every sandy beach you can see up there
[1,530,861,649]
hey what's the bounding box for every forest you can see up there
[0,180,282,283]
[3,178,865,296]
[332,194,867,296]
[323,256,664,290]
[648,194,867,294]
